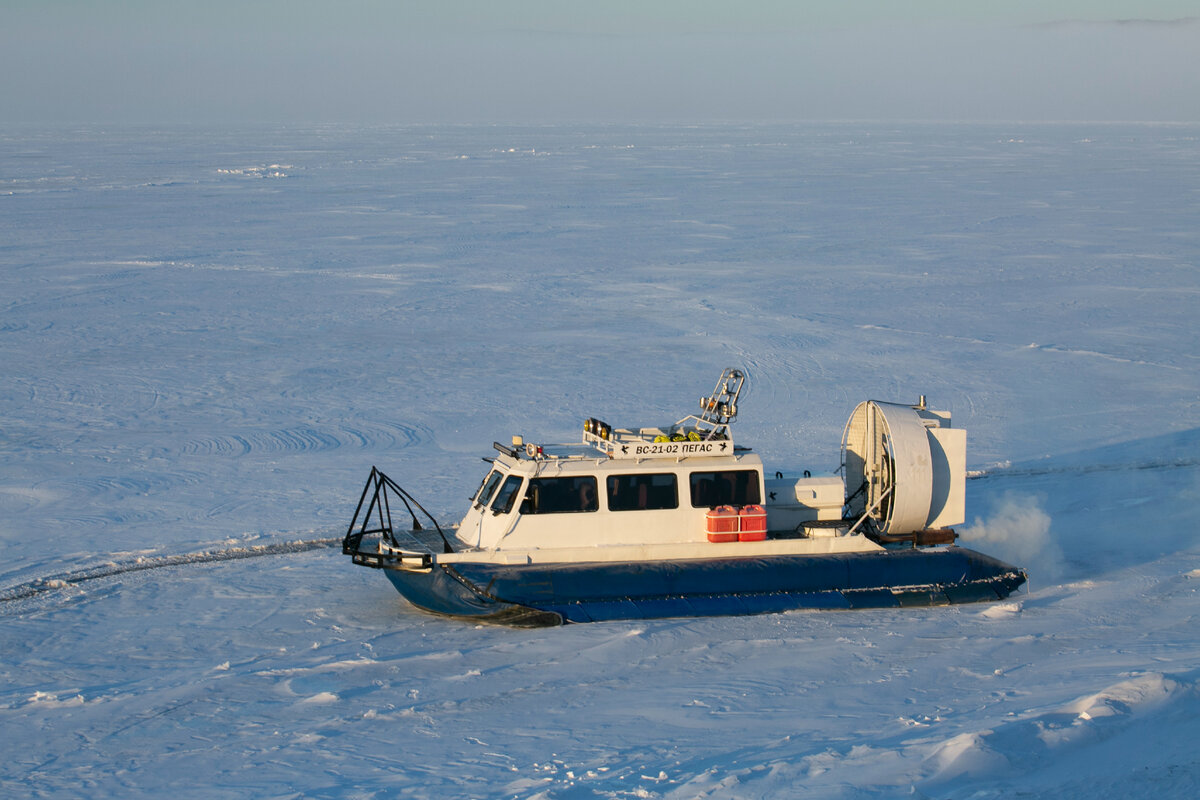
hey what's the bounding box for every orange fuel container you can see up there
[738,504,767,541]
[706,505,739,542]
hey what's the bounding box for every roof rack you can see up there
[689,366,744,438]
[576,368,745,460]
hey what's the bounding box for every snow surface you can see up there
[2,123,1199,798]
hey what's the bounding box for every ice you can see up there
[2,123,1199,798]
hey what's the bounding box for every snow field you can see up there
[2,123,1198,797]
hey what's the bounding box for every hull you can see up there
[380,546,1027,626]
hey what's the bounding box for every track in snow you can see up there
[0,537,342,606]
[969,456,1200,481]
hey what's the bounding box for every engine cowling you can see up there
[841,400,965,535]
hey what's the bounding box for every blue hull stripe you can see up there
[379,547,1026,625]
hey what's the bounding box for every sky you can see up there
[1,1,1198,124]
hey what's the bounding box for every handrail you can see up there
[343,467,453,556]
[846,484,893,537]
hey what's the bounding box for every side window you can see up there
[521,476,599,514]
[606,473,678,511]
[489,474,525,514]
[474,470,503,506]
[689,470,762,508]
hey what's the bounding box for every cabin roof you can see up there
[493,446,761,475]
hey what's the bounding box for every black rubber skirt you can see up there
[379,546,1027,626]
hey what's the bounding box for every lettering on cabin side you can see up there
[632,442,718,456]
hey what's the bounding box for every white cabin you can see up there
[448,418,849,561]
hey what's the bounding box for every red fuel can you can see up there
[738,504,767,541]
[706,505,739,542]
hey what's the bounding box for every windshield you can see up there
[489,474,525,514]
[475,470,504,506]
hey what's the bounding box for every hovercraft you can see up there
[343,369,1026,626]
